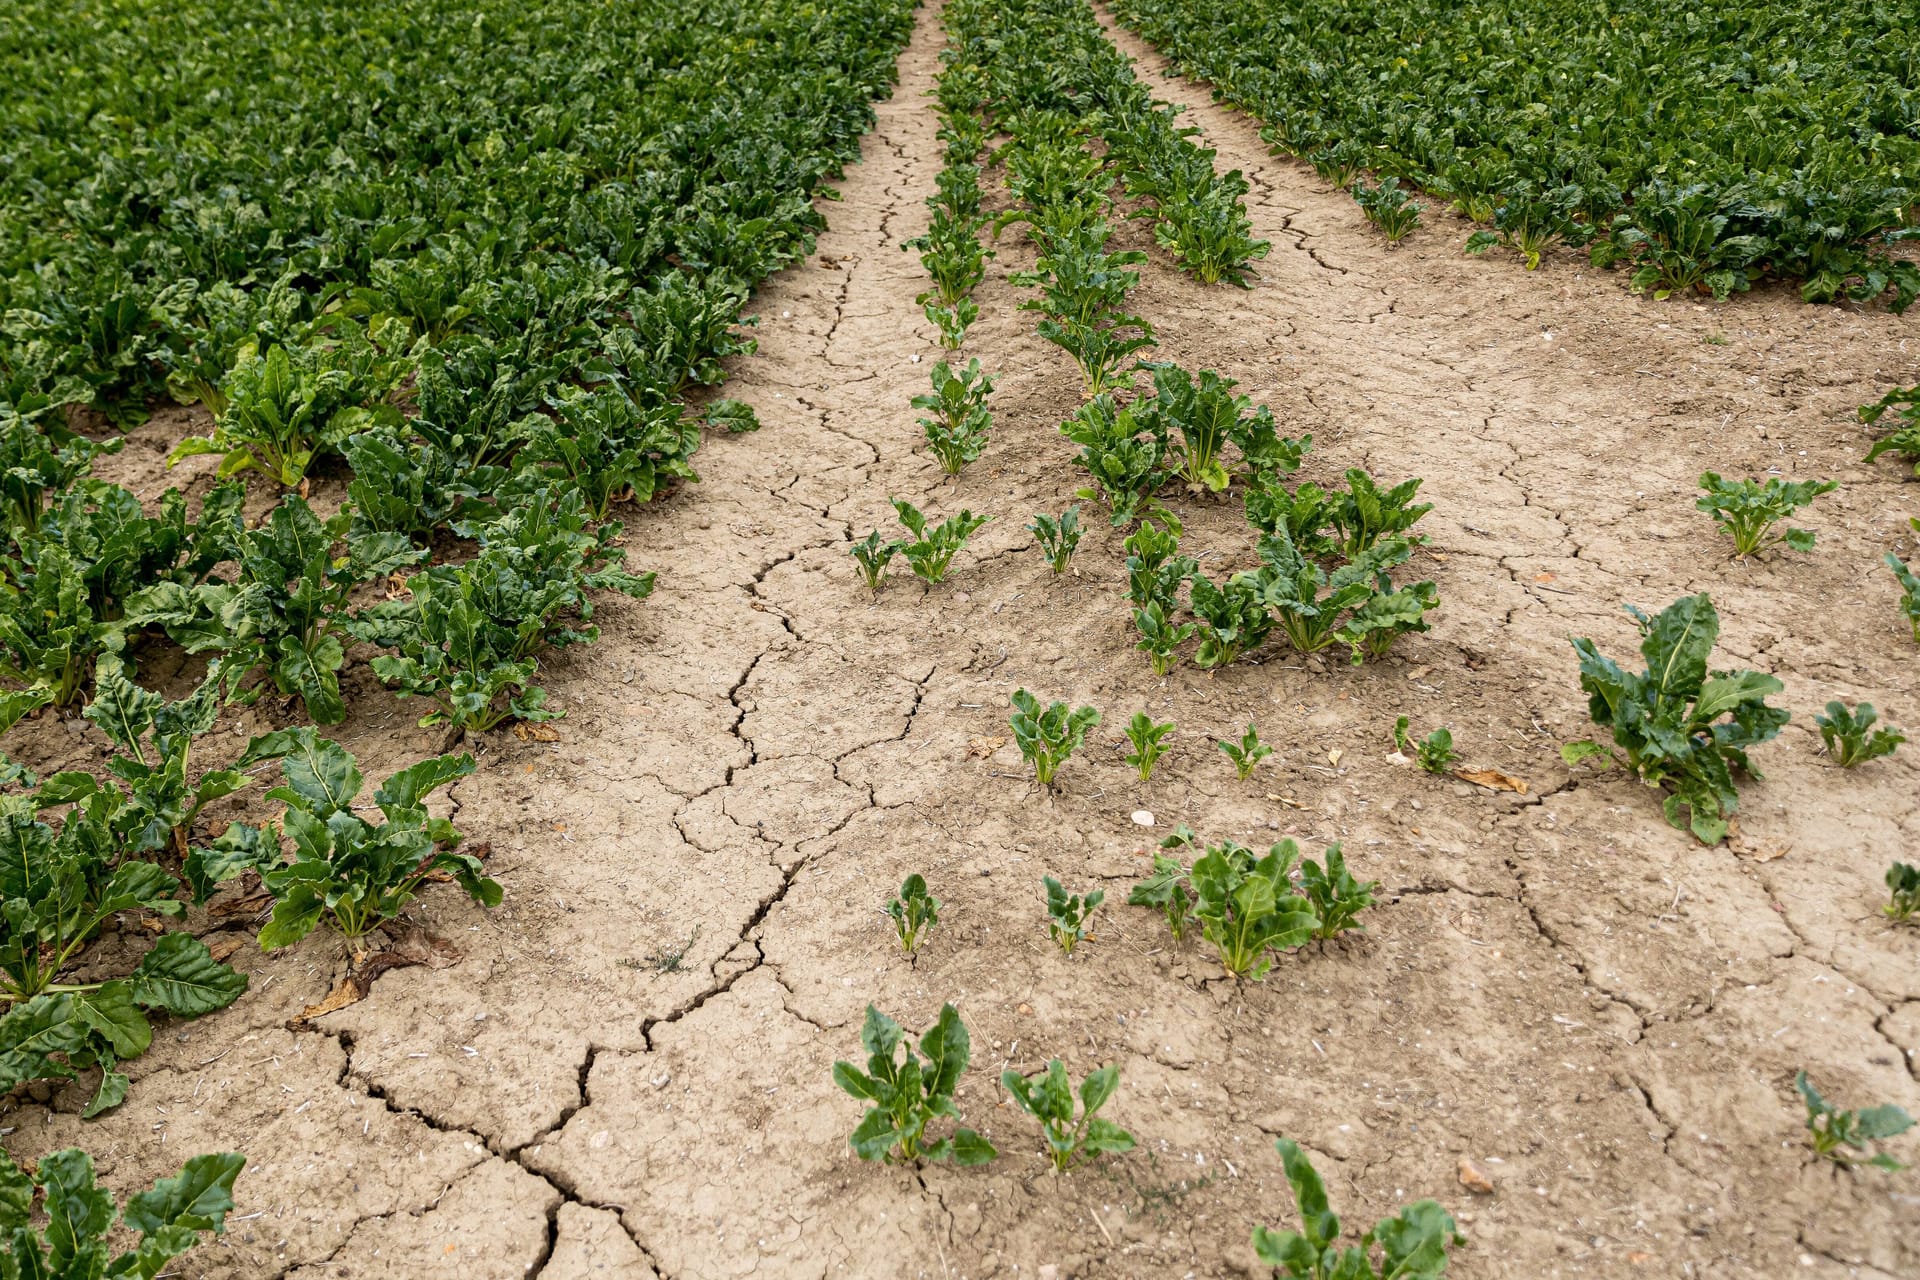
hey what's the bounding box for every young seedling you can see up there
[833,1004,997,1165]
[1815,701,1904,767]
[892,498,988,584]
[1218,722,1273,780]
[1563,594,1788,845]
[1000,1060,1136,1172]
[1188,571,1272,669]
[1190,840,1320,979]
[1393,716,1457,774]
[912,359,995,474]
[1350,177,1422,243]
[1696,472,1837,557]
[1887,552,1920,644]
[0,1147,246,1278]
[1253,1137,1462,1279]
[925,297,979,350]
[851,530,904,590]
[1010,689,1100,789]
[1861,385,1920,477]
[1297,846,1378,941]
[1329,468,1431,555]
[886,874,941,954]
[1044,875,1104,956]
[1886,862,1920,923]
[1128,849,1195,942]
[1028,505,1083,573]
[1124,711,1176,781]
[1133,603,1197,677]
[1797,1071,1914,1170]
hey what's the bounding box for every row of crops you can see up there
[1111,0,1920,309]
[0,0,917,1267]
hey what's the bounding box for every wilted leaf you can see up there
[1452,766,1529,794]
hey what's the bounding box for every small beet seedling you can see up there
[1191,839,1320,979]
[1696,472,1837,558]
[1886,553,1920,644]
[1797,1071,1914,1170]
[1218,722,1273,780]
[1044,875,1104,956]
[1133,602,1197,677]
[1028,505,1083,573]
[886,874,941,954]
[833,1004,997,1165]
[1010,688,1100,788]
[1394,715,1457,774]
[1253,1137,1462,1279]
[912,359,995,475]
[925,297,979,350]
[1128,850,1194,943]
[1351,177,1422,243]
[1815,701,1904,767]
[892,498,988,584]
[851,530,903,590]
[1886,862,1919,923]
[1000,1060,1136,1172]
[1298,845,1377,941]
[1124,711,1176,781]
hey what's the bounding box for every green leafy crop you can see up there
[1043,875,1104,956]
[1815,701,1904,768]
[1297,846,1377,941]
[1695,473,1836,558]
[1886,863,1920,924]
[1797,1071,1914,1171]
[886,874,941,955]
[1133,603,1197,677]
[1563,594,1787,845]
[1132,363,1299,493]
[220,729,499,946]
[892,500,988,585]
[1188,571,1273,669]
[1218,722,1273,780]
[1062,393,1168,529]
[851,530,902,591]
[1861,386,1920,476]
[833,1004,996,1165]
[0,1146,245,1280]
[1124,711,1176,781]
[1393,716,1456,775]
[1010,690,1100,789]
[1128,846,1195,943]
[1253,1137,1462,1279]
[1190,839,1319,979]
[1329,470,1431,556]
[1000,1060,1135,1171]
[912,359,995,475]
[1028,506,1083,574]
[1351,178,1422,243]
[1886,553,1920,645]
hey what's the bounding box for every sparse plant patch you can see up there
[1861,386,1920,476]
[0,1146,246,1277]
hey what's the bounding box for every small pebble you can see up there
[1131,810,1154,827]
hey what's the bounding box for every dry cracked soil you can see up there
[4,4,1918,1279]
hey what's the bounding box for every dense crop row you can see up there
[0,0,917,1261]
[1112,0,1920,309]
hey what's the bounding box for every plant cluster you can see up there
[1254,1138,1463,1279]
[1113,0,1920,310]
[1814,702,1904,768]
[1861,386,1920,477]
[1695,472,1836,558]
[912,360,996,474]
[1010,690,1101,789]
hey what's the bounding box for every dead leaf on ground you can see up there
[204,934,247,963]
[967,734,1007,759]
[1265,793,1307,809]
[514,721,560,742]
[210,890,272,919]
[1457,1156,1496,1194]
[288,929,462,1026]
[1452,766,1530,794]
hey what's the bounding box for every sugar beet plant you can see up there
[1254,1138,1462,1279]
[1886,552,1920,645]
[1218,723,1273,780]
[1124,711,1176,781]
[1394,716,1457,775]
[1695,472,1836,558]
[1563,594,1788,845]
[1797,1071,1914,1171]
[887,874,941,955]
[1028,506,1083,574]
[1010,690,1100,789]
[834,1004,997,1165]
[893,500,988,584]
[1044,876,1104,956]
[1815,702,1904,768]
[1861,386,1920,477]
[1001,1060,1135,1171]
[1887,863,1920,924]
[912,359,995,475]
[0,1147,246,1279]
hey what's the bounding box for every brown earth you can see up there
[5,2,1919,1277]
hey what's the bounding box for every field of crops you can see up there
[2,0,1917,1275]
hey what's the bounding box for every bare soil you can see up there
[5,4,1918,1278]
